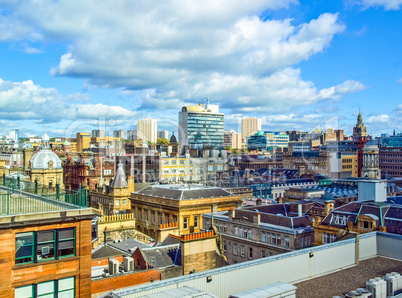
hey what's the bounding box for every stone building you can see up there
[361,143,381,179]
[203,203,314,265]
[353,110,368,139]
[131,184,242,242]
[0,188,95,297]
[90,162,134,215]
[29,133,64,188]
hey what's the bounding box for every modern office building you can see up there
[224,131,242,149]
[241,117,261,141]
[126,129,137,141]
[157,130,169,139]
[92,129,105,138]
[178,102,224,149]
[9,129,19,143]
[113,130,125,139]
[138,118,157,143]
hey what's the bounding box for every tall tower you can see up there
[361,143,381,179]
[353,110,367,139]
[137,118,157,143]
[242,117,261,141]
[178,101,224,148]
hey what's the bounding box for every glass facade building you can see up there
[179,104,224,149]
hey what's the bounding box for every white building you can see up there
[137,118,157,143]
[242,117,261,141]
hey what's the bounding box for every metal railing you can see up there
[0,174,88,216]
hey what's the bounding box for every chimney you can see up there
[127,176,134,193]
[253,212,260,225]
[324,200,335,216]
[298,204,302,217]
[228,209,235,221]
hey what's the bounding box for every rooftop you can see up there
[136,184,234,200]
[296,257,402,297]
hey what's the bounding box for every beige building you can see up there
[242,117,261,141]
[224,131,242,149]
[90,162,134,215]
[29,133,64,188]
[131,184,242,242]
[138,118,158,143]
[161,153,196,183]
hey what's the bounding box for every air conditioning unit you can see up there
[384,272,402,296]
[41,246,50,255]
[366,277,387,298]
[356,288,373,298]
[123,256,134,272]
[108,258,119,275]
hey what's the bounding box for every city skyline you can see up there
[0,0,401,137]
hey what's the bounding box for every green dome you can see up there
[257,130,264,136]
[63,140,71,146]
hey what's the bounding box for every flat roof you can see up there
[295,257,402,297]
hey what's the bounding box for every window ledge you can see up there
[13,256,79,270]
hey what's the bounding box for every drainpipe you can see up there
[355,234,360,265]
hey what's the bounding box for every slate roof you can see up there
[233,207,311,229]
[136,184,234,200]
[92,243,131,260]
[110,162,128,188]
[138,244,180,268]
[107,239,151,252]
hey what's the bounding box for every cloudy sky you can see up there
[0,0,401,138]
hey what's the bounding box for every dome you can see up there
[170,133,177,144]
[62,140,71,146]
[31,149,63,170]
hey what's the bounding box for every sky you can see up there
[0,0,401,139]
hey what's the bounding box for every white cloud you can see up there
[366,114,391,123]
[0,2,363,115]
[352,0,402,10]
[0,78,136,122]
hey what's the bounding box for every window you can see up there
[15,276,75,298]
[152,212,155,224]
[241,246,245,257]
[233,243,238,255]
[223,240,227,251]
[248,229,252,240]
[145,210,148,222]
[234,226,238,236]
[248,247,253,259]
[261,231,266,243]
[243,228,248,239]
[261,250,266,258]
[183,217,188,229]
[122,199,127,205]
[15,229,75,265]
[239,227,243,237]
[272,234,276,245]
[115,200,120,206]
[277,234,281,246]
[139,209,142,220]
[160,213,163,225]
[266,233,271,244]
[194,216,198,228]
[285,236,289,248]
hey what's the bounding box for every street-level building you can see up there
[131,184,241,242]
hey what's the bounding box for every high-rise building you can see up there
[157,130,169,139]
[9,129,19,143]
[178,102,224,148]
[224,131,242,149]
[92,129,105,138]
[113,130,125,139]
[242,117,261,141]
[137,118,157,143]
[127,129,137,141]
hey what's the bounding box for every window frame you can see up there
[183,217,188,230]
[15,228,76,265]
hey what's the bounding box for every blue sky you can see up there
[0,0,401,138]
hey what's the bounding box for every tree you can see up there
[156,138,170,146]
